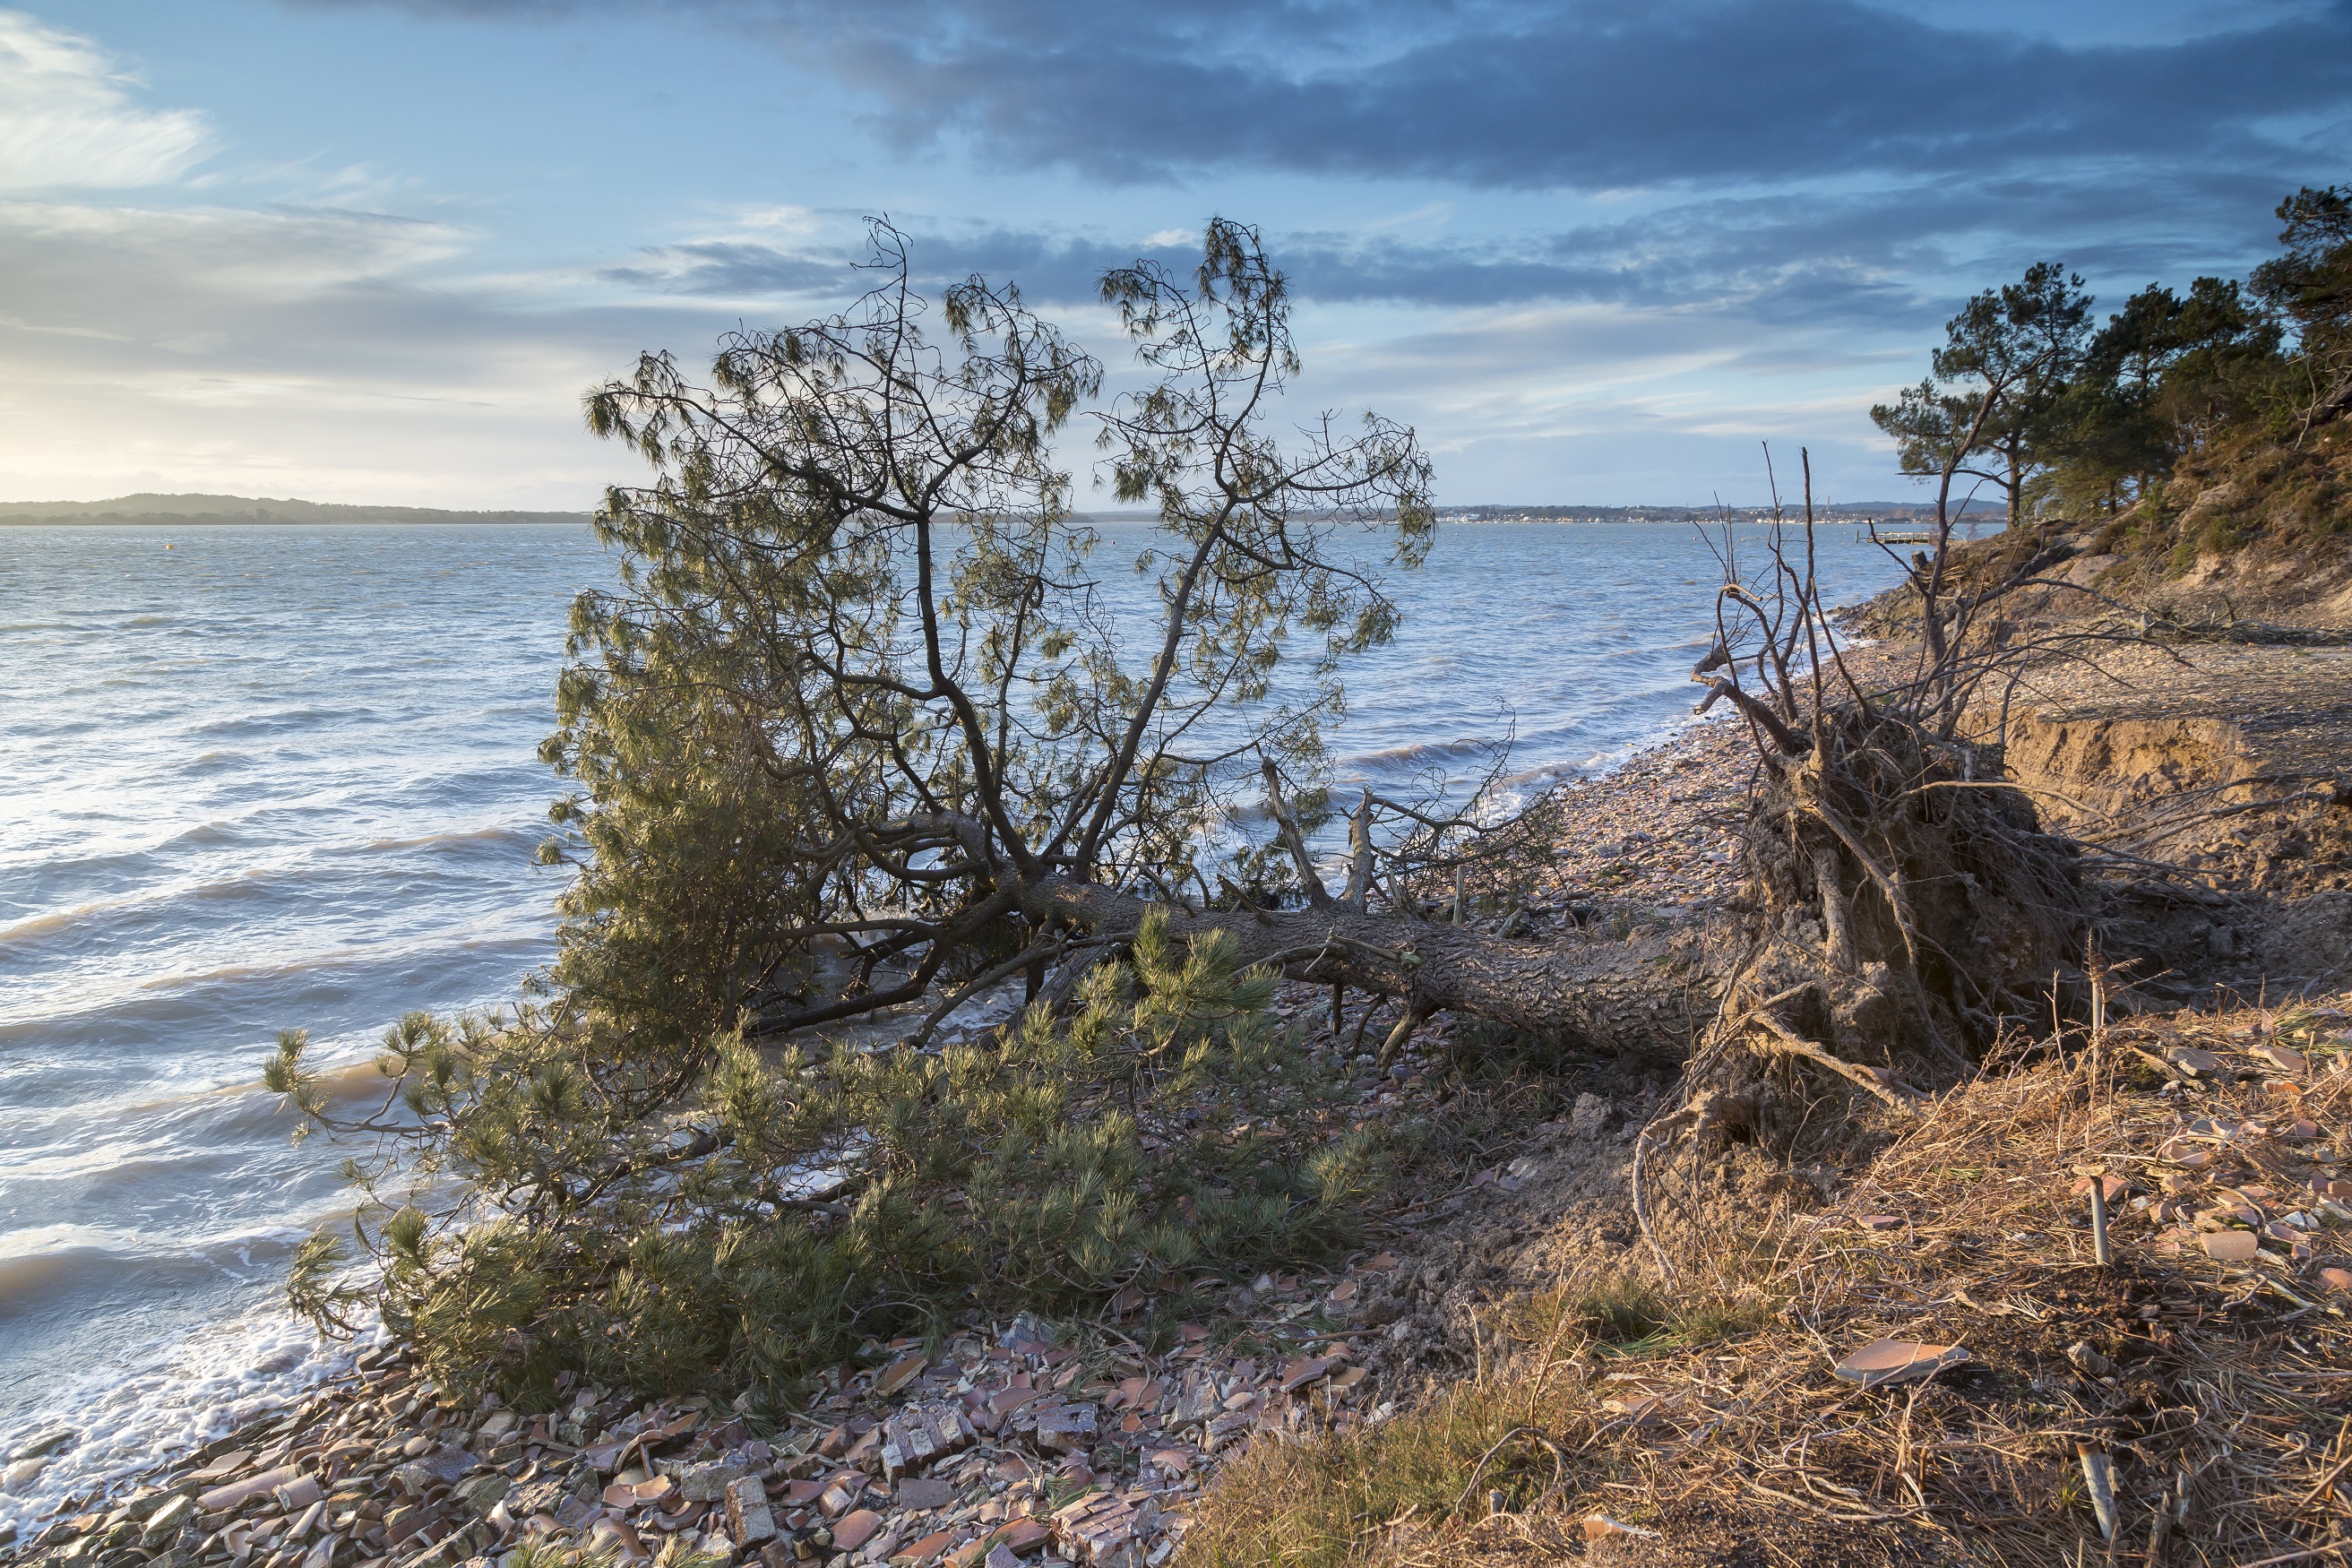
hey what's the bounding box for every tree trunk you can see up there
[1022,874,1716,1063]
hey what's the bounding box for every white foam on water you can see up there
[0,1297,383,1538]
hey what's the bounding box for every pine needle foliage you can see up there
[530,213,1430,1077]
[1869,180,2352,530]
[269,220,1442,1407]
[280,909,1383,1408]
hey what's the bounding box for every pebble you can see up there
[1460,718,1754,931]
[1,1279,1409,1568]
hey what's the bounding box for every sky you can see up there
[2,0,2348,509]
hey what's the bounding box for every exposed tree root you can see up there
[1662,450,2108,1152]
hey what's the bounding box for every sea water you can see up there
[0,518,1904,1524]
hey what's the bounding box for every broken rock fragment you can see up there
[989,1517,1049,1556]
[1831,1340,1970,1389]
[196,1466,304,1513]
[680,1459,749,1503]
[1054,1490,1162,1568]
[1170,1375,1218,1424]
[880,1401,978,1478]
[2202,1229,2260,1262]
[1278,1357,1329,1393]
[140,1495,197,1546]
[392,1448,475,1495]
[2168,1047,2222,1078]
[1568,1092,1614,1139]
[2253,1044,2309,1075]
[587,1517,650,1562]
[900,1528,958,1565]
[724,1476,776,1545]
[1201,1411,1255,1453]
[1031,1403,1098,1455]
[874,1355,928,1397]
[893,1477,954,1511]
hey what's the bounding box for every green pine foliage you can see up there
[283,909,1389,1409]
[265,220,1464,1411]
[1871,180,2352,529]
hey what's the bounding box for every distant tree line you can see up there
[1872,183,2352,526]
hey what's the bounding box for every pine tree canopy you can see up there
[269,220,1469,1405]
[1868,178,2352,525]
[547,218,1432,1064]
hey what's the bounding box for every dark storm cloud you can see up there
[826,0,2352,191]
[295,0,2352,191]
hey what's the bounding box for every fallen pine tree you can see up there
[259,220,2160,1424]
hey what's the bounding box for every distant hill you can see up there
[0,492,590,527]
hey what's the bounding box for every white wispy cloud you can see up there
[0,192,668,505]
[1,199,468,299]
[0,13,633,505]
[0,11,212,190]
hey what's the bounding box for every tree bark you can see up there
[1021,874,1715,1062]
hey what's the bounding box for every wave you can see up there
[0,927,551,1050]
[0,1224,320,1316]
[0,1294,379,1536]
[0,903,110,943]
[1334,737,1503,772]
[129,952,366,992]
[355,824,536,854]
[2,835,547,953]
[0,866,310,950]
[0,1244,130,1307]
[184,707,373,739]
[1488,711,1731,809]
[2,815,284,892]
[0,1129,183,1184]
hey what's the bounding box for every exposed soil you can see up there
[1999,642,2352,894]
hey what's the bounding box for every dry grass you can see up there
[1178,994,2352,1566]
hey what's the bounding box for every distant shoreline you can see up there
[0,513,1964,532]
[0,491,1957,531]
[0,514,590,528]
[0,492,591,528]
